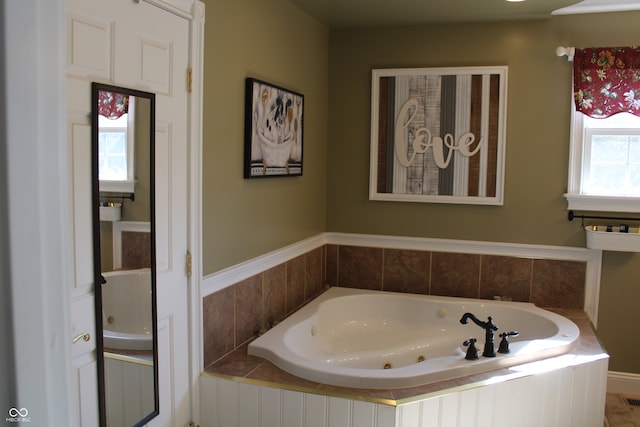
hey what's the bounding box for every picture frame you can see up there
[244,78,304,178]
[369,66,508,205]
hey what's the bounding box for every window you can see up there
[566,110,640,212]
[564,46,640,213]
[581,113,640,196]
[98,96,136,193]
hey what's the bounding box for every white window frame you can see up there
[564,103,640,213]
[99,97,136,193]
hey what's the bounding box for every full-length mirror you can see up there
[91,82,158,427]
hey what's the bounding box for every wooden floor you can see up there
[605,394,640,427]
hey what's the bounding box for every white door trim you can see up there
[186,1,206,422]
[3,0,75,424]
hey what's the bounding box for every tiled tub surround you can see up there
[201,234,605,425]
[325,245,587,309]
[203,247,325,367]
[204,237,596,368]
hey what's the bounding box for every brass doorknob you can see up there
[72,332,91,344]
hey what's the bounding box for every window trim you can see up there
[564,103,640,213]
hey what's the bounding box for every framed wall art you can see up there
[244,78,304,178]
[369,66,508,205]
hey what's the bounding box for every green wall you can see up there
[202,0,329,272]
[327,12,640,373]
[202,1,640,374]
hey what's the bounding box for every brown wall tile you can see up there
[263,264,286,326]
[121,231,151,269]
[325,244,338,286]
[202,285,234,368]
[305,247,324,299]
[431,252,481,298]
[479,255,533,302]
[383,249,430,294]
[338,245,383,290]
[235,274,262,346]
[286,255,306,314]
[531,259,586,309]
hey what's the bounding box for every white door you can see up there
[66,0,192,425]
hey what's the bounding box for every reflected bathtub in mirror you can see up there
[102,269,153,351]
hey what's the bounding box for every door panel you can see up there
[66,0,192,425]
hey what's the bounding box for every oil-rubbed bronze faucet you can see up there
[460,313,499,357]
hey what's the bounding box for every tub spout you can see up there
[460,313,499,357]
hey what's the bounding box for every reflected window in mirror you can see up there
[98,91,136,193]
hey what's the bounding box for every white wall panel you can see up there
[458,388,479,427]
[376,404,396,427]
[475,384,496,427]
[239,382,260,427]
[260,386,282,426]
[438,393,458,426]
[283,390,304,427]
[397,401,419,427]
[217,377,238,427]
[328,396,351,426]
[199,375,218,427]
[104,357,154,426]
[352,400,375,426]
[304,394,328,427]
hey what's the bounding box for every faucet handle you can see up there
[497,331,519,354]
[463,338,479,360]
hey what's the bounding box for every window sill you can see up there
[100,180,135,194]
[564,193,640,213]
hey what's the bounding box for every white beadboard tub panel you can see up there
[199,375,395,427]
[200,356,607,427]
[201,232,602,324]
[395,357,608,427]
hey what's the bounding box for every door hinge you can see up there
[187,68,193,92]
[185,251,192,277]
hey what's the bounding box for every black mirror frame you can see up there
[91,82,158,427]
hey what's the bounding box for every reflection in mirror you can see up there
[91,82,158,427]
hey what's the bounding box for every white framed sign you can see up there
[370,66,508,205]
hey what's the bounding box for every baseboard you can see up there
[608,371,640,395]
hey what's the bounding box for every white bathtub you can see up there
[247,287,581,389]
[101,268,153,351]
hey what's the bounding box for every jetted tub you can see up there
[248,287,581,389]
[101,268,153,351]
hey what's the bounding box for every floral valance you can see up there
[98,91,129,119]
[573,46,640,118]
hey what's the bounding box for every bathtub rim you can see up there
[248,287,582,389]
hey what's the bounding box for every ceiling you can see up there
[287,0,640,28]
